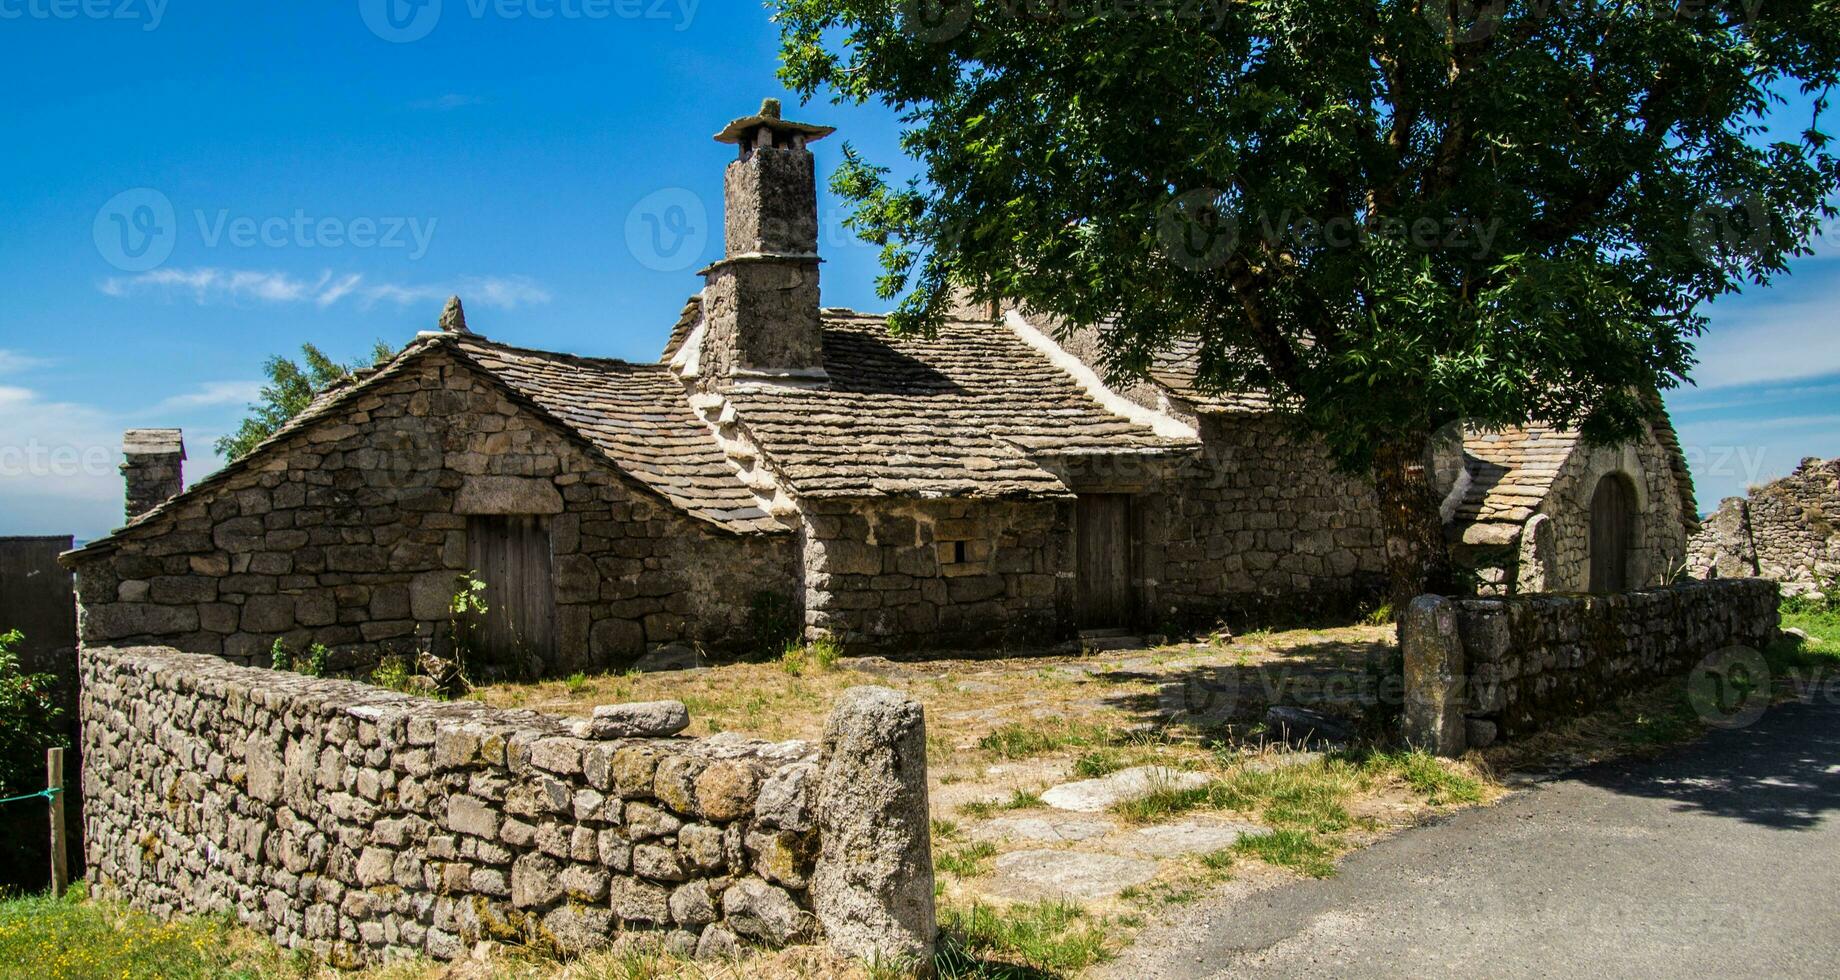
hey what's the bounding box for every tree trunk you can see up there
[1372,435,1461,609]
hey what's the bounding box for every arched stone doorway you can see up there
[1589,475,1637,593]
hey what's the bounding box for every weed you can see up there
[302,643,331,678]
[936,840,999,878]
[977,720,1118,759]
[268,637,292,672]
[563,672,590,694]
[1233,828,1337,878]
[1360,750,1486,806]
[1072,749,1126,778]
[369,656,416,694]
[936,900,1112,976]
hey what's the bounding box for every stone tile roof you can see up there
[447,336,784,534]
[720,311,1197,499]
[1451,426,1580,528]
[1146,336,1273,415]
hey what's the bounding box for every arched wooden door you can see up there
[1588,476,1633,593]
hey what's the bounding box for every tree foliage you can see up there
[0,630,63,797]
[774,0,1840,596]
[215,341,395,461]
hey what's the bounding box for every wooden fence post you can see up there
[48,747,67,898]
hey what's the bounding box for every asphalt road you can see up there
[1104,697,1840,979]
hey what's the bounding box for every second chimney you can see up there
[122,428,185,522]
[700,98,834,385]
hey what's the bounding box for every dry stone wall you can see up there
[67,352,796,674]
[1402,580,1779,753]
[80,645,933,967]
[801,498,1069,650]
[1155,415,1389,623]
[1688,457,1840,595]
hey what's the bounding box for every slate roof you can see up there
[446,335,782,533]
[718,311,1198,499]
[1449,426,1581,528]
[1147,336,1273,415]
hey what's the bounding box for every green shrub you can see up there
[0,630,65,797]
[370,656,416,694]
[268,638,292,672]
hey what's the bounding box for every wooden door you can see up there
[1077,494,1134,627]
[1589,477,1632,594]
[466,515,557,677]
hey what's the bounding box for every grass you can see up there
[778,638,843,678]
[936,841,1000,879]
[976,720,1120,760]
[958,789,1047,819]
[1227,828,1339,879]
[935,900,1113,978]
[0,887,314,979]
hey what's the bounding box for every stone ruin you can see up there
[1688,457,1840,597]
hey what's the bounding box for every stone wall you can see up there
[801,498,1070,650]
[1402,580,1780,753]
[1688,457,1840,596]
[79,645,933,967]
[65,352,798,674]
[1154,415,1388,624]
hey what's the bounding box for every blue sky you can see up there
[0,3,1835,541]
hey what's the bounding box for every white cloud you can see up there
[0,384,131,536]
[0,350,51,374]
[99,268,551,311]
[153,380,263,412]
[1691,295,1840,389]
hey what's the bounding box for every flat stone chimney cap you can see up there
[714,97,835,145]
[123,428,185,458]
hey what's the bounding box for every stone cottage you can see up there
[60,100,1700,671]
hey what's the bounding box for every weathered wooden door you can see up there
[1076,494,1134,627]
[466,515,557,676]
[1589,477,1632,594]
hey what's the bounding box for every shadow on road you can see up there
[1573,698,1840,831]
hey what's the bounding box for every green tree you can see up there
[0,630,63,797]
[774,0,1840,601]
[215,341,394,461]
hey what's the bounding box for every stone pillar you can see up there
[812,686,936,967]
[1402,594,1467,756]
[700,99,835,385]
[1515,513,1557,594]
[121,429,185,522]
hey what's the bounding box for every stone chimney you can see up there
[700,98,835,385]
[122,428,184,521]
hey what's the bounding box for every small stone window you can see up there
[938,540,969,565]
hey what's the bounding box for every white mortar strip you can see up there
[1003,309,1199,441]
[669,301,801,521]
